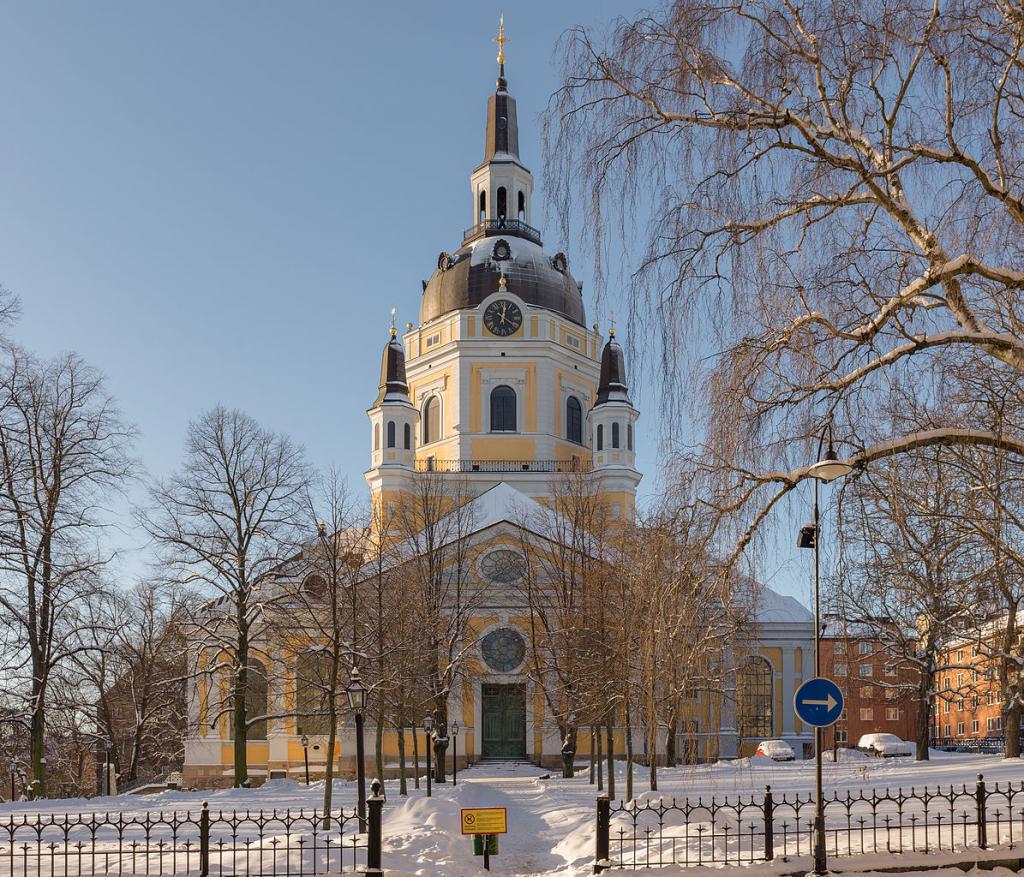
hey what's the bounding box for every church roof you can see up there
[372,328,408,407]
[421,234,586,327]
[595,330,631,405]
[755,588,814,624]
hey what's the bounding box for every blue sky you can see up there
[0,1,816,604]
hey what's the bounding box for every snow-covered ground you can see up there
[1,751,1022,876]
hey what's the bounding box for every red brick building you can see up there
[820,617,919,750]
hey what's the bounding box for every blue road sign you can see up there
[793,677,844,728]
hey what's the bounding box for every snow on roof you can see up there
[755,588,814,624]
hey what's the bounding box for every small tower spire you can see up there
[493,14,509,89]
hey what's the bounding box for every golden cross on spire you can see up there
[494,14,509,66]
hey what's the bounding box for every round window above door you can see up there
[480,627,526,673]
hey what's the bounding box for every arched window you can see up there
[423,397,440,444]
[627,423,634,451]
[737,656,774,739]
[403,422,411,450]
[612,422,620,449]
[597,423,604,451]
[517,191,526,221]
[373,423,380,450]
[295,650,332,736]
[386,421,396,448]
[244,659,269,741]
[302,574,327,600]
[497,186,507,221]
[490,385,517,432]
[566,396,583,444]
[478,190,486,223]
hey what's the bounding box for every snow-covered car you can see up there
[755,739,795,761]
[857,733,913,758]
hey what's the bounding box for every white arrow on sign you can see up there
[801,694,838,710]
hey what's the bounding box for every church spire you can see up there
[494,13,509,90]
[482,16,520,166]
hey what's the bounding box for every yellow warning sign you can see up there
[460,807,508,835]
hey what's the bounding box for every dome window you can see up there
[566,396,583,444]
[478,190,486,223]
[628,423,634,451]
[490,385,517,432]
[612,422,621,449]
[404,423,411,450]
[423,397,441,444]
[518,191,526,221]
[386,421,396,448]
[497,186,507,221]
[597,424,604,451]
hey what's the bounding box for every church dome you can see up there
[421,234,586,327]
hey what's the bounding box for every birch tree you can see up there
[141,406,308,787]
[549,1,1024,554]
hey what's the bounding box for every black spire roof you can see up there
[479,21,526,172]
[373,328,408,407]
[596,329,631,405]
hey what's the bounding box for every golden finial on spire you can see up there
[389,307,397,337]
[494,14,509,66]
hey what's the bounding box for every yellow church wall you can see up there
[471,437,536,460]
[530,315,539,338]
[467,316,476,337]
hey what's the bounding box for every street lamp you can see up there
[423,714,434,798]
[346,667,369,833]
[300,734,310,786]
[799,421,853,876]
[451,721,459,785]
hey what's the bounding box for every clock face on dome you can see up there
[483,299,522,337]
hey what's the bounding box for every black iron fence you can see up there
[0,780,385,876]
[416,458,591,474]
[594,774,1024,872]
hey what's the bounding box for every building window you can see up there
[957,649,964,662]
[860,708,874,721]
[425,331,441,349]
[988,716,1003,732]
[943,723,951,737]
[566,396,583,444]
[972,719,980,733]
[885,664,897,677]
[859,665,873,677]
[479,190,486,222]
[611,422,620,449]
[404,423,411,450]
[943,700,951,714]
[859,642,872,655]
[736,656,773,739]
[835,663,848,676]
[627,423,633,451]
[957,721,965,735]
[296,650,332,736]
[497,186,507,220]
[374,423,380,450]
[517,190,526,221]
[972,645,980,657]
[862,686,873,699]
[423,397,440,444]
[888,709,901,722]
[835,729,848,744]
[597,423,604,451]
[244,659,269,741]
[834,642,847,655]
[386,421,395,448]
[490,385,517,432]
[886,688,898,700]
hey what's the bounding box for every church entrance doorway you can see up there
[481,683,527,759]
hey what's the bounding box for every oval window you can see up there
[480,549,527,585]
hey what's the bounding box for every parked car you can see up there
[755,739,796,761]
[857,733,913,757]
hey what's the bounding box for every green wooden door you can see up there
[481,684,527,759]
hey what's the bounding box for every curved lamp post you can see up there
[451,721,459,785]
[800,422,853,876]
[346,667,368,832]
[300,734,310,786]
[423,714,434,797]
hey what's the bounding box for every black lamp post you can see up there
[451,721,459,785]
[346,667,369,833]
[300,734,310,786]
[799,422,853,876]
[423,714,434,798]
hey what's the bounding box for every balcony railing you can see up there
[415,459,590,474]
[462,218,542,246]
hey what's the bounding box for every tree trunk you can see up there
[1003,607,1021,758]
[665,710,677,767]
[375,713,385,792]
[588,726,595,784]
[322,705,338,828]
[1006,703,1022,759]
[30,696,46,799]
[233,663,248,787]
[915,683,932,761]
[605,721,616,800]
[397,724,408,795]
[624,702,634,801]
[412,723,420,789]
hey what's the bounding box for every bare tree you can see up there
[395,471,480,784]
[0,350,133,796]
[141,406,308,787]
[548,1,1024,554]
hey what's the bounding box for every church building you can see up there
[181,26,814,787]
